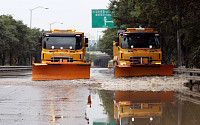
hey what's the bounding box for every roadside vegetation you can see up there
[0,1,199,68]
[99,0,200,68]
[0,15,42,66]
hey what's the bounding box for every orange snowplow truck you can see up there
[32,29,90,80]
[113,28,173,77]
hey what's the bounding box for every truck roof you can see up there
[43,29,84,37]
[43,33,83,37]
[118,28,158,35]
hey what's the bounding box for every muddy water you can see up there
[0,68,188,91]
[0,68,199,125]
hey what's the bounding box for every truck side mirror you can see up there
[38,36,42,46]
[85,38,88,47]
[115,36,119,42]
[115,36,119,46]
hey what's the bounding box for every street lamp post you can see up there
[50,22,63,30]
[29,6,49,28]
[29,6,48,65]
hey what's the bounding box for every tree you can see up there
[0,15,19,65]
[99,28,119,57]
[99,0,200,67]
[0,15,42,66]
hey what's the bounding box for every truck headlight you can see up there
[120,62,126,65]
[155,62,161,64]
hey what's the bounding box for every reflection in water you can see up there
[95,90,200,125]
[2,85,200,125]
[87,89,115,125]
[41,86,89,125]
[88,89,92,108]
[39,87,200,125]
[36,86,200,125]
[114,91,174,125]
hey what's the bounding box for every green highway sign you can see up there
[92,9,117,28]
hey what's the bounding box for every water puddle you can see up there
[0,68,199,124]
[0,85,200,124]
[88,90,200,125]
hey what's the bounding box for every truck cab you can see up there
[113,28,173,77]
[39,29,88,63]
[32,29,90,80]
[113,28,162,66]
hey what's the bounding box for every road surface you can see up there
[0,68,199,125]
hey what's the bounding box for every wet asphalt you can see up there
[0,68,200,125]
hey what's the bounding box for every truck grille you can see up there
[130,56,152,64]
[51,57,73,62]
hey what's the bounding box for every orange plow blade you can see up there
[32,62,90,80]
[115,64,173,77]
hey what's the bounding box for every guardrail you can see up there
[0,66,32,71]
[173,68,200,81]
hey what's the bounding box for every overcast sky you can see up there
[0,0,111,39]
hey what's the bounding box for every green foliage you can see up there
[99,28,119,57]
[99,0,200,68]
[0,15,42,65]
[99,90,114,120]
[190,46,200,68]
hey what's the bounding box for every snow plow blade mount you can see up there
[115,64,173,77]
[32,62,90,80]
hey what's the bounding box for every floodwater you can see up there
[0,68,199,125]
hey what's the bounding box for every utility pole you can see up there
[176,0,182,67]
[97,31,102,51]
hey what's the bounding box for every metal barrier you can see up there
[174,68,200,81]
[0,66,32,71]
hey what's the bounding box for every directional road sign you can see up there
[92,9,117,28]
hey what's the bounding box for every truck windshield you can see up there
[43,36,82,50]
[121,33,160,49]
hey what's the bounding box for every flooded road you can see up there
[0,68,199,125]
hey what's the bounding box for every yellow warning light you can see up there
[50,29,58,32]
[67,29,71,32]
[67,29,76,32]
[50,29,77,33]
